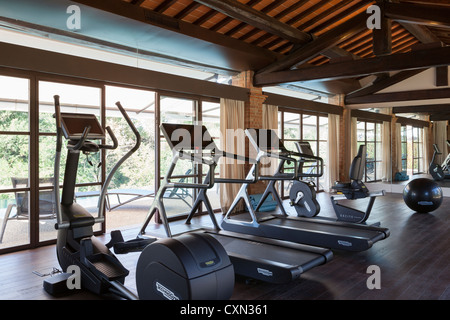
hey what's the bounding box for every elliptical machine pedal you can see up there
[106,230,156,254]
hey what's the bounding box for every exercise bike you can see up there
[290,143,384,224]
[429,141,450,181]
[288,141,324,218]
[44,95,234,300]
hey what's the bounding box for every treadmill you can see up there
[138,123,333,284]
[221,129,390,252]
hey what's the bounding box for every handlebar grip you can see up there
[71,126,91,150]
[115,101,141,150]
[99,126,119,150]
[54,95,61,130]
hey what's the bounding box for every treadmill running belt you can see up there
[222,215,389,252]
[206,231,332,284]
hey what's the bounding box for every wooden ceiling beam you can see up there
[193,0,312,43]
[195,0,362,66]
[346,87,450,105]
[255,46,450,86]
[130,0,146,5]
[71,0,281,64]
[435,66,449,87]
[393,104,450,114]
[346,69,426,99]
[388,0,442,46]
[372,1,391,56]
[385,2,450,28]
[430,113,450,121]
[256,13,367,74]
[347,69,426,98]
[220,0,269,36]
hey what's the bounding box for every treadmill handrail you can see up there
[294,141,324,178]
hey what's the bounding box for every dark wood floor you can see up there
[0,192,449,301]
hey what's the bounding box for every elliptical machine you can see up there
[45,95,234,300]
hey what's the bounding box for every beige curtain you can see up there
[381,121,391,181]
[262,104,278,130]
[262,104,279,176]
[351,117,358,157]
[395,123,403,173]
[219,98,246,211]
[433,121,448,165]
[326,113,340,191]
[422,127,429,173]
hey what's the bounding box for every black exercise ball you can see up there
[403,178,443,213]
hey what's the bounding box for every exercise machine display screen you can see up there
[60,113,105,140]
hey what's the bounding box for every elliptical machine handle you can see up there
[98,126,119,150]
[97,102,141,218]
[115,101,141,151]
[70,126,91,150]
[54,95,62,132]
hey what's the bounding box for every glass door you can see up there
[201,100,221,212]
[104,85,156,231]
[38,80,102,241]
[159,95,196,218]
[0,75,30,250]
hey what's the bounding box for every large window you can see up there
[201,100,221,211]
[279,110,328,197]
[0,75,30,250]
[104,85,156,231]
[401,125,424,175]
[158,96,221,218]
[39,81,102,241]
[0,71,223,253]
[401,125,408,172]
[159,96,196,218]
[357,120,382,182]
[411,126,423,174]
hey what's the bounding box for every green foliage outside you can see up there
[0,109,214,203]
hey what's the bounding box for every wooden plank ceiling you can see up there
[70,0,450,99]
[127,0,443,62]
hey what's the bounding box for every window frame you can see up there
[278,108,328,198]
[356,119,383,183]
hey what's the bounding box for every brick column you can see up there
[232,70,268,195]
